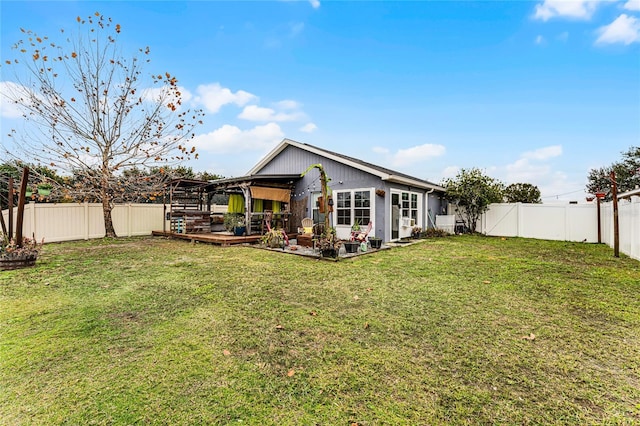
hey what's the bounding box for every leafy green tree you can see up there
[443,168,504,233]
[1,162,65,205]
[1,13,203,237]
[586,146,640,201]
[503,183,541,204]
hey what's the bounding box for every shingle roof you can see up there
[248,138,445,191]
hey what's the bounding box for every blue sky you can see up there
[1,0,639,201]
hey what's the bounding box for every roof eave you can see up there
[384,174,445,191]
[249,138,445,192]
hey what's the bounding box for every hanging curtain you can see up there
[273,201,281,213]
[227,194,245,213]
[253,199,264,213]
[249,186,290,204]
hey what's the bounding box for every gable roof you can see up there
[248,138,445,191]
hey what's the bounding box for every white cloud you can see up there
[596,14,640,45]
[275,100,301,110]
[191,122,284,154]
[557,31,570,41]
[522,145,563,160]
[372,146,390,155]
[533,0,604,21]
[193,83,257,114]
[624,0,640,11]
[535,35,545,44]
[0,81,28,118]
[506,158,553,182]
[300,122,317,133]
[309,0,320,9]
[498,145,579,200]
[238,105,304,122]
[441,165,460,180]
[391,144,446,167]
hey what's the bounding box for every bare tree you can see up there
[1,13,203,237]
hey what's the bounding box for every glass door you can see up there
[391,192,400,240]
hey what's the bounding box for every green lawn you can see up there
[1,235,639,425]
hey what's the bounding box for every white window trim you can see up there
[332,187,375,240]
[389,189,423,240]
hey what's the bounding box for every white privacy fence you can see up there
[479,199,640,261]
[2,203,166,243]
[3,201,639,261]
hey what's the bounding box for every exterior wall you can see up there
[256,144,447,242]
[427,192,446,228]
[257,145,386,240]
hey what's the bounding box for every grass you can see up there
[1,235,639,425]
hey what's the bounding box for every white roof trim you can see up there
[246,139,290,175]
[248,138,444,191]
[384,174,444,191]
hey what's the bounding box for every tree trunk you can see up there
[16,167,30,246]
[101,182,117,238]
[102,196,117,237]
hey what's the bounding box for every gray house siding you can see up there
[256,145,387,239]
[251,140,447,242]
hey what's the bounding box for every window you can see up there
[411,193,418,220]
[401,192,410,218]
[354,191,371,225]
[335,189,371,226]
[336,192,351,225]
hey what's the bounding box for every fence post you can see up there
[84,202,89,240]
[128,203,132,237]
[516,203,523,237]
[564,204,570,241]
[30,202,36,239]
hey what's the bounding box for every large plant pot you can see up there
[321,248,337,258]
[343,241,359,253]
[0,254,38,271]
[233,226,246,236]
[369,238,382,249]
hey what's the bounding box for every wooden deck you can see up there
[152,230,266,246]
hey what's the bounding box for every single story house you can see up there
[239,138,447,242]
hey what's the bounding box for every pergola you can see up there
[203,174,300,235]
[164,174,300,236]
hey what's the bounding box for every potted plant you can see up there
[368,236,382,249]
[0,233,43,270]
[343,240,360,253]
[318,227,341,258]
[37,183,52,196]
[261,228,285,249]
[411,226,422,239]
[223,213,246,236]
[343,220,361,253]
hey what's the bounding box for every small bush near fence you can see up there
[423,228,449,238]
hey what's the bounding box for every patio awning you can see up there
[249,186,291,204]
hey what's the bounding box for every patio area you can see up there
[152,229,390,260]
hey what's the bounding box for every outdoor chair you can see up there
[301,217,314,234]
[350,221,372,242]
[261,210,273,234]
